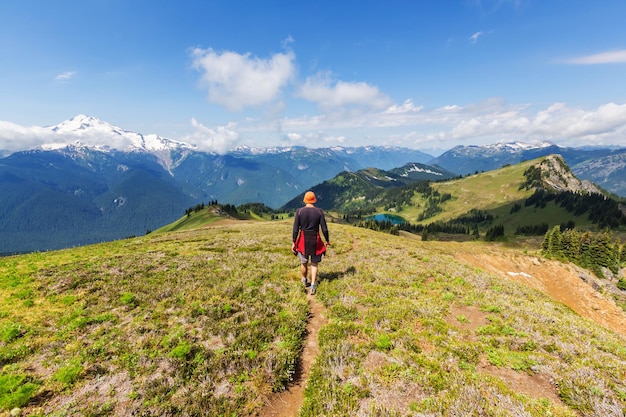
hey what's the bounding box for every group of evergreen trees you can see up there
[354,219,401,235]
[515,223,549,236]
[541,226,625,280]
[526,189,626,229]
[484,224,505,241]
[417,192,452,221]
[183,200,267,219]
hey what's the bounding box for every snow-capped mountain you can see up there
[49,114,194,153]
[0,116,440,253]
[45,114,196,172]
[232,144,433,169]
[443,141,555,157]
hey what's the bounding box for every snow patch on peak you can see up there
[141,133,194,152]
[450,140,556,157]
[52,114,130,137]
[50,115,144,150]
[491,140,555,151]
[48,114,195,153]
[401,163,443,176]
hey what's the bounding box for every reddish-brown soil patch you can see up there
[455,248,626,337]
[447,304,489,335]
[477,360,563,404]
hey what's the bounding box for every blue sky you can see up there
[1,0,626,155]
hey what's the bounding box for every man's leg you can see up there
[301,262,308,286]
[310,263,318,294]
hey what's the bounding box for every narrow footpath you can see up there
[259,295,328,417]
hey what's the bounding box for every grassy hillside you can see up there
[1,216,626,416]
[389,160,532,224]
[378,157,611,237]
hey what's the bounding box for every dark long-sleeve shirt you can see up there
[292,206,329,243]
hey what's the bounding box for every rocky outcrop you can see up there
[538,154,604,195]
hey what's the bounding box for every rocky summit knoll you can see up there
[537,154,604,195]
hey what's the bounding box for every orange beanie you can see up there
[303,191,317,204]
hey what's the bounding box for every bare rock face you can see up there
[538,154,604,195]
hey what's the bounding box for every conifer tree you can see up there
[542,226,562,257]
[579,231,594,270]
[594,230,620,274]
[561,229,581,263]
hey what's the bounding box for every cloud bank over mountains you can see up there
[1,100,625,155]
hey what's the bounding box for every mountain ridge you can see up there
[1,115,625,253]
[4,114,625,198]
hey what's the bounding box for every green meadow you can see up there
[1,216,625,416]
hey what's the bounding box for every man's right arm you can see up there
[292,209,300,242]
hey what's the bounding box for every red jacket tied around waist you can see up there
[292,206,329,256]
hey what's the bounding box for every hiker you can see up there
[292,191,330,295]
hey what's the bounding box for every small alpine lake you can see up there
[366,213,407,224]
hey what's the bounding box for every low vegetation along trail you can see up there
[260,234,626,416]
[259,234,360,416]
[259,294,327,417]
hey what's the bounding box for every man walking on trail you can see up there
[292,191,330,295]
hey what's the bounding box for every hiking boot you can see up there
[310,285,316,295]
[302,277,308,288]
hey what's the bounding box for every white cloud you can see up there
[297,72,391,111]
[566,49,626,64]
[323,135,346,144]
[55,71,77,81]
[469,31,483,44]
[190,47,295,111]
[440,101,626,147]
[529,102,626,141]
[183,118,240,153]
[384,99,423,114]
[0,121,57,152]
[273,97,626,149]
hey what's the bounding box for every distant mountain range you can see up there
[0,116,432,253]
[1,114,624,254]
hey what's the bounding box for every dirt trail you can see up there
[259,295,327,417]
[455,248,626,337]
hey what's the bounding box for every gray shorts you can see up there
[297,252,322,264]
